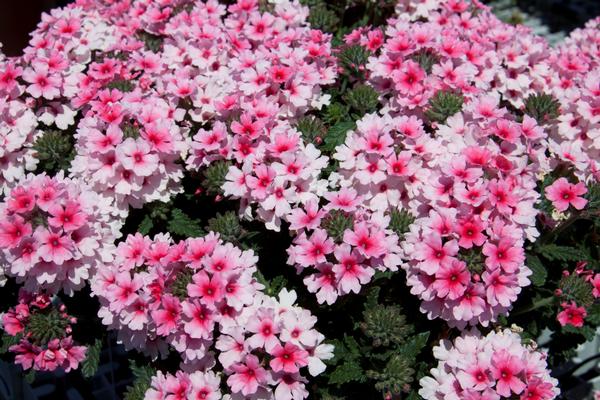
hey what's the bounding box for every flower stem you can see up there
[512,296,555,316]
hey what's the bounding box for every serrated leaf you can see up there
[343,335,361,360]
[124,361,156,400]
[0,333,21,353]
[562,324,595,341]
[167,209,203,238]
[328,360,365,386]
[398,331,429,359]
[24,369,36,384]
[322,121,355,152]
[536,244,584,262]
[526,254,547,286]
[586,303,600,326]
[365,286,380,310]
[81,339,103,378]
[138,215,153,235]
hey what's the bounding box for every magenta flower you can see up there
[557,301,587,328]
[35,229,74,265]
[545,178,588,212]
[491,351,526,397]
[270,342,309,374]
[432,259,470,300]
[227,354,268,396]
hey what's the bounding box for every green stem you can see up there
[512,296,555,316]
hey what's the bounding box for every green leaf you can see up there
[328,360,365,386]
[138,215,154,235]
[343,335,361,360]
[33,130,75,174]
[526,254,547,286]
[425,90,464,125]
[81,339,103,378]
[322,121,355,153]
[536,244,584,262]
[365,286,381,310]
[586,303,600,325]
[24,369,36,384]
[562,324,596,341]
[124,361,156,400]
[0,333,21,353]
[398,331,429,359]
[167,208,204,238]
[524,93,560,125]
[202,160,232,196]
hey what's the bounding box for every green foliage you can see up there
[137,31,163,53]
[32,130,75,174]
[0,333,21,353]
[535,244,585,262]
[122,122,141,139]
[254,270,289,297]
[329,360,366,385]
[106,79,135,92]
[409,48,440,74]
[123,361,156,400]
[308,3,340,32]
[28,308,69,345]
[367,354,415,395]
[81,339,103,379]
[322,120,355,153]
[343,84,379,117]
[524,93,560,124]
[337,45,371,78]
[388,209,414,239]
[526,254,547,286]
[459,248,485,275]
[171,269,194,300]
[296,115,327,145]
[323,102,350,125]
[360,305,413,347]
[202,160,232,195]
[168,208,204,238]
[425,90,464,124]
[559,273,594,308]
[322,210,354,242]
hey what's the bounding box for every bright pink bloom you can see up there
[270,342,309,374]
[545,178,588,212]
[557,301,587,327]
[227,355,268,396]
[491,351,526,397]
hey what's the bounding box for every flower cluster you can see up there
[92,233,331,398]
[419,328,559,400]
[0,4,117,193]
[547,17,600,182]
[1,291,87,372]
[554,263,600,328]
[0,173,118,295]
[180,0,336,231]
[362,0,553,116]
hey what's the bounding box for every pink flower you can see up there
[182,299,215,339]
[491,351,526,397]
[414,234,459,275]
[117,138,159,177]
[432,259,470,300]
[35,228,74,265]
[227,355,268,396]
[0,216,32,249]
[557,301,587,327]
[270,342,309,374]
[342,222,385,258]
[22,66,61,99]
[545,178,588,212]
[332,245,373,294]
[47,202,87,232]
[296,230,334,267]
[482,238,523,273]
[152,295,181,336]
